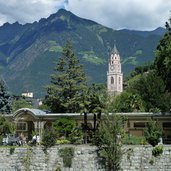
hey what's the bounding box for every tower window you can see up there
[119,77,121,84]
[111,77,114,84]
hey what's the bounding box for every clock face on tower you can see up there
[110,66,114,71]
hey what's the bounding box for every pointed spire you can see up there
[112,44,119,54]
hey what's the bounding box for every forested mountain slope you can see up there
[0,9,164,97]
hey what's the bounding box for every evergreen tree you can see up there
[44,41,87,113]
[95,113,125,171]
[0,78,12,114]
[154,17,171,92]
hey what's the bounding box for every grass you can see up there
[49,46,63,53]
[122,56,137,66]
[79,51,106,65]
[123,135,147,145]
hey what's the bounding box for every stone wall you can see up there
[121,145,171,171]
[0,145,171,171]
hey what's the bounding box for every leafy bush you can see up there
[149,159,154,165]
[42,128,57,148]
[55,166,61,171]
[59,147,74,168]
[0,116,15,136]
[152,145,163,157]
[0,135,3,145]
[123,135,147,145]
[56,139,70,144]
[144,118,162,146]
[69,128,83,144]
[12,98,32,112]
[95,114,125,171]
[52,117,76,138]
[9,147,15,155]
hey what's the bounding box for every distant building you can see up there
[4,109,171,144]
[107,45,123,95]
[21,92,33,98]
[21,92,42,108]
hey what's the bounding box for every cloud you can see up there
[0,0,64,25]
[0,0,170,30]
[65,0,171,30]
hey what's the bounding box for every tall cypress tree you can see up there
[44,41,87,113]
[0,78,12,114]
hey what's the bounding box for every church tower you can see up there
[107,45,123,95]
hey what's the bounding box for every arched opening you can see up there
[111,77,114,84]
[14,109,37,141]
[15,114,35,141]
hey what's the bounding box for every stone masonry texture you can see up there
[0,145,170,171]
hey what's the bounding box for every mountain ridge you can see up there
[0,9,165,97]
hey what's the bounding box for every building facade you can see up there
[107,45,123,95]
[4,108,171,144]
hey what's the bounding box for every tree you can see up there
[0,78,12,114]
[0,116,15,136]
[127,71,169,112]
[42,127,57,148]
[110,91,145,112]
[52,117,76,138]
[95,113,125,171]
[87,84,107,121]
[144,118,162,147]
[80,84,107,143]
[130,63,154,78]
[44,41,87,113]
[80,84,107,127]
[12,97,32,112]
[154,17,171,92]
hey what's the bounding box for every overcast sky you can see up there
[0,0,170,30]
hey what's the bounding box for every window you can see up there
[16,122,28,131]
[134,122,145,128]
[163,122,171,128]
[111,77,114,84]
[119,77,121,84]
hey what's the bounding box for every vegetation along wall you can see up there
[0,145,171,171]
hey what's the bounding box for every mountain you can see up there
[0,9,165,97]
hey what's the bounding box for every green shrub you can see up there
[9,147,15,155]
[144,118,162,147]
[56,139,70,144]
[0,135,3,145]
[123,135,147,145]
[59,147,74,168]
[95,114,125,171]
[0,116,15,136]
[55,166,61,171]
[69,128,83,144]
[152,145,163,157]
[52,117,76,138]
[42,128,57,148]
[149,159,154,165]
